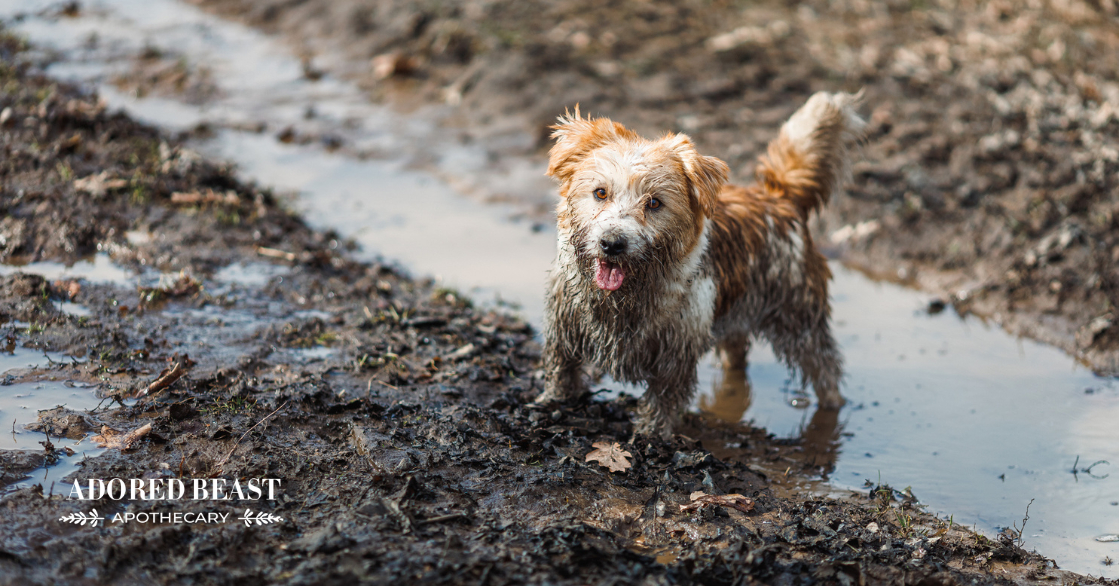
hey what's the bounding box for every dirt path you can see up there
[191,0,1119,376]
[2,22,1113,586]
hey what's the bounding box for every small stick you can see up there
[415,512,465,525]
[256,247,297,261]
[213,401,289,475]
[140,361,187,397]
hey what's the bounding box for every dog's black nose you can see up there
[600,236,627,256]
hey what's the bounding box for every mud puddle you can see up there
[0,379,107,496]
[687,265,1119,575]
[3,0,1117,576]
[0,253,135,285]
[0,347,70,380]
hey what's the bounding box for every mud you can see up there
[2,22,1112,586]
[189,0,1119,377]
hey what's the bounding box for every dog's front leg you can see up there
[635,361,699,440]
[536,340,586,404]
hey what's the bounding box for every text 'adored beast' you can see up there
[68,478,282,501]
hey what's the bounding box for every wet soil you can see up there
[2,22,1114,586]
[190,0,1119,376]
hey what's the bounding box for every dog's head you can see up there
[547,108,728,293]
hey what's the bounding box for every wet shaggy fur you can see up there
[538,92,865,438]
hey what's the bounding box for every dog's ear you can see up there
[665,133,728,217]
[547,106,635,186]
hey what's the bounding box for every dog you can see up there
[536,91,864,438]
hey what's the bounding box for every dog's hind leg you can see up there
[767,317,844,410]
[716,335,751,371]
[799,324,844,410]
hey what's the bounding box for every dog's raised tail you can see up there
[756,91,865,218]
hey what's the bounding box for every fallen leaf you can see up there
[91,423,152,451]
[585,441,632,473]
[52,280,81,300]
[372,53,419,79]
[73,172,128,198]
[679,491,755,514]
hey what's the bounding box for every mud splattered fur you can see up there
[538,92,865,438]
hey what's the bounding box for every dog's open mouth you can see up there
[594,259,626,291]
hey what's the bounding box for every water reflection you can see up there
[700,364,842,476]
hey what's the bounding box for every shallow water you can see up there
[0,253,135,285]
[0,341,72,376]
[0,380,107,495]
[3,0,1117,575]
[690,267,1118,571]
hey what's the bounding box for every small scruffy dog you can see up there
[537,92,864,438]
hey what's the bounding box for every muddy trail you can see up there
[190,0,1119,377]
[2,24,1112,586]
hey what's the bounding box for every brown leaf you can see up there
[585,441,633,473]
[91,423,152,451]
[73,172,128,198]
[679,491,755,514]
[52,280,81,300]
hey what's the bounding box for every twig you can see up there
[171,189,240,205]
[1013,498,1034,548]
[415,512,465,525]
[213,401,289,475]
[140,361,187,397]
[256,247,297,262]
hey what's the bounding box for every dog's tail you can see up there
[755,91,865,219]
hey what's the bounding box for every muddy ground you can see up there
[189,0,1119,376]
[1,22,1113,586]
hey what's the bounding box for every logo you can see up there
[58,478,284,529]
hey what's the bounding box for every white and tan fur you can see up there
[538,92,865,438]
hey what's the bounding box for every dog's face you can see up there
[547,111,729,293]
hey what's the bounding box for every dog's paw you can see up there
[532,389,562,405]
[632,417,675,442]
[814,387,846,411]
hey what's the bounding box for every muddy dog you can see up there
[536,92,864,438]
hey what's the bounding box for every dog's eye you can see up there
[647,198,661,210]
[593,188,607,200]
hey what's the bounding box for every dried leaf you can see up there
[679,491,755,514]
[52,279,81,300]
[73,172,128,198]
[91,423,152,451]
[585,441,632,473]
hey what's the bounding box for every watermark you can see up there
[67,478,281,501]
[58,478,284,529]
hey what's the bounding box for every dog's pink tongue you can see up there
[594,259,626,291]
